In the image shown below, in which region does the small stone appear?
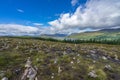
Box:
[1,77,8,80]
[73,57,76,60]
[77,54,80,56]
[91,54,96,57]
[0,71,5,77]
[90,50,96,54]
[26,67,37,79]
[58,66,62,74]
[21,58,38,80]
[102,56,107,60]
[63,51,67,55]
[93,60,96,63]
[107,56,111,59]
[52,73,54,75]
[25,57,32,68]
[15,45,19,49]
[88,70,97,78]
[54,58,58,64]
[74,44,77,47]
[71,61,74,64]
[86,55,90,57]
[104,65,112,71]
[77,59,80,63]
[114,54,119,60]
[51,76,54,79]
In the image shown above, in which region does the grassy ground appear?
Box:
[68,32,120,40]
[0,37,120,80]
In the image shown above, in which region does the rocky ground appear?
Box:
[0,37,120,80]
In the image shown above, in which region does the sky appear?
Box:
[0,0,120,36]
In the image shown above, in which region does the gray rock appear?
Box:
[90,50,96,54]
[0,71,5,77]
[73,57,76,60]
[54,58,58,64]
[102,56,107,60]
[27,67,37,80]
[77,59,80,63]
[88,70,97,78]
[93,60,96,63]
[105,65,112,71]
[58,66,62,74]
[114,54,119,60]
[22,57,38,80]
[63,51,67,55]
[77,54,80,56]
[25,57,32,68]
[86,55,90,57]
[71,61,74,64]
[1,77,8,80]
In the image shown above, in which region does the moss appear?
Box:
[96,69,107,80]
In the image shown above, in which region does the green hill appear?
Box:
[68,28,120,40]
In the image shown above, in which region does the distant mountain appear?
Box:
[99,28,120,32]
[40,33,68,39]
[68,28,120,40]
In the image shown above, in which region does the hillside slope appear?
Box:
[68,28,120,40]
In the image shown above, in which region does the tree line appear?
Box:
[1,36,120,45]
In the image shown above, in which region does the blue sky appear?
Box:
[0,0,120,36]
[0,0,86,25]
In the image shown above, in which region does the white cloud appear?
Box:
[0,24,40,36]
[71,0,79,6]
[17,9,24,13]
[33,23,43,26]
[1,0,120,36]
[49,0,120,34]
[0,24,57,36]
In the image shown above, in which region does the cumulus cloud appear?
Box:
[17,9,24,13]
[0,24,40,36]
[33,23,43,26]
[1,0,120,36]
[0,24,57,36]
[49,0,120,34]
[71,0,79,6]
